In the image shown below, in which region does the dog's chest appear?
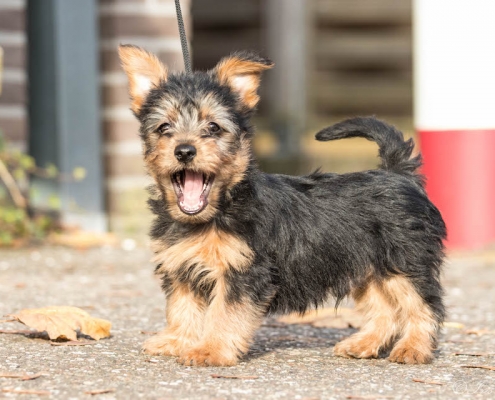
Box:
[153,228,253,280]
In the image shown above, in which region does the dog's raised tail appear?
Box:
[315,117,424,185]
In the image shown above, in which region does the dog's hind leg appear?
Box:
[334,275,440,364]
[385,276,440,364]
[334,279,399,359]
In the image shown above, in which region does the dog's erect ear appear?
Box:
[214,52,274,109]
[118,45,168,114]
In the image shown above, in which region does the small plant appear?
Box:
[0,131,86,246]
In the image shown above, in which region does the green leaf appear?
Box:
[19,154,35,170]
[10,150,22,162]
[72,167,87,181]
[0,130,5,152]
[48,194,61,210]
[4,209,18,224]
[45,163,58,178]
[0,231,13,245]
[29,187,39,200]
[13,168,26,181]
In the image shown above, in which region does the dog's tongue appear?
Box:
[182,170,204,209]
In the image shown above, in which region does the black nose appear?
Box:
[174,144,196,162]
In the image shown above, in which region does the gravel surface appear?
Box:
[1,246,494,399]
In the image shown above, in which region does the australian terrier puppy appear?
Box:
[118,45,446,367]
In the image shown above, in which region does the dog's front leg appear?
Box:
[178,278,265,367]
[143,284,206,356]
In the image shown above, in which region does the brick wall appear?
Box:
[99,0,190,236]
[0,0,27,151]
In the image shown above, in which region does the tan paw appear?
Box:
[177,345,238,367]
[333,335,381,359]
[388,344,433,364]
[142,333,182,356]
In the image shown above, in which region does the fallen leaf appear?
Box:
[454,352,495,357]
[50,340,96,346]
[412,378,445,385]
[0,372,43,381]
[443,321,465,329]
[445,339,473,343]
[140,330,158,335]
[2,388,50,396]
[84,389,115,395]
[0,329,35,335]
[48,230,117,250]
[465,328,492,336]
[449,250,495,264]
[77,305,96,310]
[278,307,363,329]
[7,306,111,341]
[460,365,495,371]
[211,374,258,380]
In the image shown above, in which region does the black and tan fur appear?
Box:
[119,45,446,366]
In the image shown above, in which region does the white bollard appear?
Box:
[414,0,495,249]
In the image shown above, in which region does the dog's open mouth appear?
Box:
[172,170,214,215]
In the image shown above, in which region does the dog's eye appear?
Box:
[208,122,221,134]
[157,123,171,135]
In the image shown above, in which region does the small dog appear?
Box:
[119,45,446,366]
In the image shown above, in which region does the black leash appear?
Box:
[174,0,192,75]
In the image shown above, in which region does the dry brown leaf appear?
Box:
[465,328,492,336]
[84,389,115,395]
[50,340,96,346]
[278,307,363,329]
[211,374,258,380]
[460,365,495,371]
[443,321,465,329]
[78,305,96,310]
[7,306,111,341]
[454,352,495,357]
[0,372,43,381]
[445,339,473,343]
[0,329,35,335]
[412,378,445,385]
[2,388,50,396]
[48,230,117,249]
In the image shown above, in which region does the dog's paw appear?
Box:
[177,345,238,367]
[388,344,433,364]
[142,332,181,356]
[333,335,381,359]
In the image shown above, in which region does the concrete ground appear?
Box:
[1,245,494,399]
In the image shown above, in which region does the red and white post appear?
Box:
[414,0,495,249]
